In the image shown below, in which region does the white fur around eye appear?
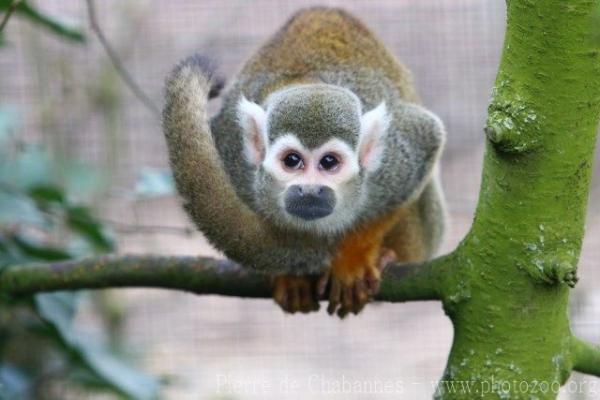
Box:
[262,134,307,179]
[314,138,360,179]
[359,102,390,172]
[238,96,268,165]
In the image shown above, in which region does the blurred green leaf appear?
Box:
[12,234,71,261]
[66,206,114,252]
[0,1,85,43]
[34,292,78,342]
[35,293,160,400]
[135,168,175,198]
[28,184,65,205]
[0,60,160,396]
[74,343,160,400]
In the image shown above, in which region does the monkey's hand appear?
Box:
[319,248,396,318]
[272,275,320,313]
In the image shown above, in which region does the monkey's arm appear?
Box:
[163,57,266,252]
[163,56,329,272]
[163,56,329,273]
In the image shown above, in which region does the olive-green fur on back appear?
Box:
[239,7,417,102]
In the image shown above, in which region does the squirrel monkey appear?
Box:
[163,7,447,317]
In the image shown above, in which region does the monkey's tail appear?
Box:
[173,54,225,99]
[163,55,277,268]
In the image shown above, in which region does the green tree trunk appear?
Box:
[431,0,600,398]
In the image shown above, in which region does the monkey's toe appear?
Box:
[324,256,391,318]
[273,275,319,314]
[325,275,374,318]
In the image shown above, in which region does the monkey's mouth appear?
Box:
[283,185,336,221]
[285,197,334,221]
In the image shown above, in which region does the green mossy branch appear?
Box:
[571,337,600,376]
[0,255,269,299]
[0,255,449,303]
[379,255,455,302]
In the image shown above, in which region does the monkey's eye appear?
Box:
[319,154,340,171]
[282,152,304,169]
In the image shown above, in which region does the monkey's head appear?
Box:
[238,84,389,235]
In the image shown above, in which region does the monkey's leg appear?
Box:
[272,275,320,314]
[320,210,403,318]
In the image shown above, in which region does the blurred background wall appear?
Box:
[1,0,599,398]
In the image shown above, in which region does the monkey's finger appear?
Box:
[337,305,350,319]
[312,299,321,312]
[298,281,315,313]
[338,285,355,318]
[317,269,331,298]
[272,277,284,296]
[352,281,369,314]
[289,284,301,313]
[341,285,353,313]
[279,290,294,313]
[309,277,321,310]
[351,301,366,315]
[352,302,367,315]
[273,298,289,313]
[272,278,289,311]
[333,285,353,318]
[355,279,369,303]
[327,279,341,315]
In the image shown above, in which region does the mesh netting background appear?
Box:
[2,1,599,398]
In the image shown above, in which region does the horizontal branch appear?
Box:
[0,255,269,299]
[571,337,600,377]
[0,254,452,303]
[378,255,453,302]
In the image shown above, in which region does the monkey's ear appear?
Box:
[358,102,390,172]
[238,96,268,165]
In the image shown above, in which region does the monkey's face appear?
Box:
[253,134,363,234]
[237,84,390,235]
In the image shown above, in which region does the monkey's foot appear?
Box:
[272,275,319,314]
[320,248,396,318]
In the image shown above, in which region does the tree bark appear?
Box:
[0,255,448,303]
[431,0,600,398]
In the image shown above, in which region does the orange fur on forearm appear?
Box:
[331,204,426,283]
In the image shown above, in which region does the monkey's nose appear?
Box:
[291,184,327,197]
[285,185,336,220]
